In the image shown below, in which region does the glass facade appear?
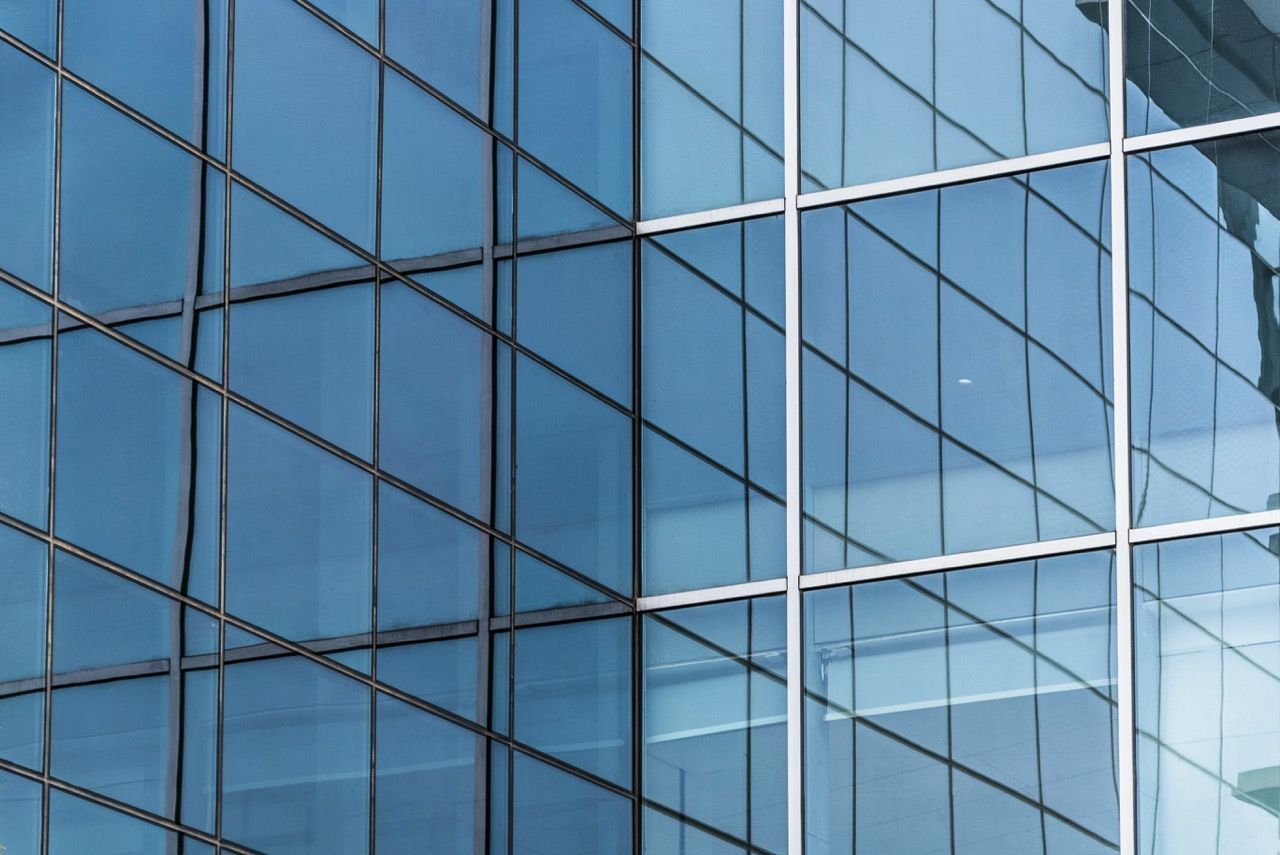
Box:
[0,1,1277,853]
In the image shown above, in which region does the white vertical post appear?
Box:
[783,0,803,852]
[1108,0,1137,852]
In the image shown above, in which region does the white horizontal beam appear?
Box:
[1130,509,1280,544]
[634,198,786,236]
[796,143,1111,210]
[1125,111,1280,154]
[798,531,1119,591]
[636,577,788,612]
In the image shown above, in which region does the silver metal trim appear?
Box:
[634,197,786,235]
[796,532,1118,591]
[1130,509,1280,544]
[635,578,787,612]
[796,142,1111,210]
[1124,110,1280,154]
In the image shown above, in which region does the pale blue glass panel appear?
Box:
[0,42,54,289]
[0,284,50,529]
[0,0,54,55]
[0,770,40,854]
[48,790,212,855]
[385,0,485,115]
[0,524,45,770]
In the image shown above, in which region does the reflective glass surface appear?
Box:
[800,0,1109,189]
[1130,131,1280,526]
[0,524,46,770]
[0,0,55,56]
[0,283,51,529]
[1127,0,1280,134]
[48,790,214,855]
[644,597,786,852]
[0,770,41,855]
[804,550,1119,853]
[640,0,783,217]
[1135,528,1280,853]
[0,41,54,291]
[802,161,1114,572]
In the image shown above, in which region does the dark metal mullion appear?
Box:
[507,4,520,849]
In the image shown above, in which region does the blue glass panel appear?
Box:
[375,693,477,853]
[584,0,630,35]
[51,553,217,825]
[378,637,478,722]
[380,281,496,520]
[233,0,377,248]
[1127,0,1280,134]
[0,42,54,289]
[0,770,41,854]
[640,0,782,217]
[644,597,786,850]
[800,0,1107,189]
[63,0,228,154]
[223,647,370,855]
[507,750,631,855]
[59,85,224,364]
[382,70,485,263]
[226,404,372,643]
[0,284,50,529]
[1135,528,1280,852]
[510,548,613,614]
[47,788,212,855]
[644,808,747,854]
[517,240,632,404]
[516,356,632,595]
[57,329,219,599]
[385,0,485,116]
[0,0,54,55]
[0,524,45,770]
[310,0,378,44]
[514,154,618,242]
[518,0,632,217]
[804,551,1119,852]
[1129,132,1280,526]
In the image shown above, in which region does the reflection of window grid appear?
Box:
[0,0,1274,852]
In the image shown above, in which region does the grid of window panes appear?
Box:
[0,1,1277,853]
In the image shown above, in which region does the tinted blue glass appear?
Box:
[504,548,616,615]
[59,85,224,363]
[378,482,483,631]
[47,788,213,855]
[0,43,54,290]
[802,162,1113,570]
[223,648,370,855]
[513,617,631,786]
[800,0,1108,190]
[0,524,46,770]
[1127,0,1280,134]
[1135,528,1280,852]
[233,0,377,248]
[0,284,50,529]
[56,329,220,600]
[382,70,485,263]
[385,0,485,115]
[1129,132,1280,526]
[516,356,632,595]
[644,809,747,855]
[644,597,786,851]
[63,0,227,154]
[379,637,478,721]
[641,0,782,217]
[506,751,631,855]
[226,404,372,643]
[512,153,620,242]
[804,551,1119,853]
[380,281,496,520]
[376,693,477,854]
[517,241,632,404]
[518,0,632,216]
[0,770,41,855]
[311,0,378,44]
[51,553,217,825]
[0,0,54,55]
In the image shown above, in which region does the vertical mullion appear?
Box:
[1108,0,1137,852]
[783,0,803,853]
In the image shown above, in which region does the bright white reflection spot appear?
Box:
[957,378,973,385]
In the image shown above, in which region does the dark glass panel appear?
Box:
[800,0,1108,189]
[0,283,50,529]
[222,641,371,855]
[379,636,479,722]
[380,280,497,521]
[375,693,478,853]
[233,0,377,249]
[47,788,213,855]
[1127,0,1280,134]
[492,750,632,855]
[226,404,372,645]
[0,42,54,290]
[56,329,219,601]
[515,355,632,596]
[63,0,228,155]
[803,551,1119,853]
[50,552,217,827]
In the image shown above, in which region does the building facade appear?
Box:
[0,0,1277,852]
